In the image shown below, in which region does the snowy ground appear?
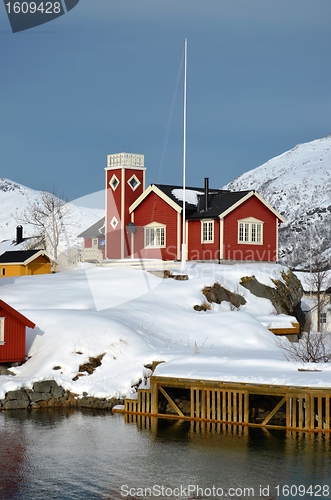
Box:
[1,262,331,400]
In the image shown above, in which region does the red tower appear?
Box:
[105,153,145,259]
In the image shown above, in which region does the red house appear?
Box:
[0,300,35,363]
[80,152,285,262]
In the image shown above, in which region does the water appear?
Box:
[0,409,331,500]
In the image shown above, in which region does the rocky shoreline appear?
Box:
[0,379,121,411]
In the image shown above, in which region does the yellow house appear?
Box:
[0,250,56,278]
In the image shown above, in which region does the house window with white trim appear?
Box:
[238,218,263,244]
[201,220,214,243]
[0,318,5,343]
[144,224,166,248]
[320,312,327,324]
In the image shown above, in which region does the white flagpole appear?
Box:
[181,38,187,272]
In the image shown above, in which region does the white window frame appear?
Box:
[109,174,120,191]
[320,312,327,324]
[144,223,166,248]
[0,317,5,343]
[238,217,264,245]
[127,174,141,191]
[201,219,214,244]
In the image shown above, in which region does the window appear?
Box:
[0,318,5,343]
[109,174,120,191]
[127,174,141,191]
[238,218,263,244]
[144,225,166,248]
[1,268,5,276]
[320,312,327,324]
[201,220,214,243]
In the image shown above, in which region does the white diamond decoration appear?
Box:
[109,174,119,191]
[127,174,140,191]
[110,216,119,229]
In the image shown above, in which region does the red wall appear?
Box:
[131,193,278,262]
[187,219,220,261]
[105,168,144,259]
[104,183,279,262]
[132,192,179,260]
[0,308,26,363]
[223,196,278,261]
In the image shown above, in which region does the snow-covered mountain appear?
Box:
[0,178,103,261]
[223,136,331,268]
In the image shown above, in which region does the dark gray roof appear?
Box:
[188,190,252,219]
[154,184,252,219]
[0,250,44,264]
[78,217,105,238]
[154,184,203,211]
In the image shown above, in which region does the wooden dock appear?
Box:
[115,372,331,432]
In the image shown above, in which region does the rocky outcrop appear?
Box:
[198,269,308,331]
[0,379,120,411]
[240,270,308,330]
[0,365,15,376]
[202,283,246,308]
[240,271,303,314]
[72,354,105,381]
[148,270,189,280]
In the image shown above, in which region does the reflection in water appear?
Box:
[0,410,330,500]
[0,419,27,499]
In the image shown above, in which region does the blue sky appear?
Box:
[1,0,331,203]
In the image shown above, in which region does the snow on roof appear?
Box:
[171,188,204,206]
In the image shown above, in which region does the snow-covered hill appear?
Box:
[223,136,331,268]
[0,178,103,259]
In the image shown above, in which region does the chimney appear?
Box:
[16,225,23,244]
[204,177,209,211]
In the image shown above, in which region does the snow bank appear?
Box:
[0,262,330,400]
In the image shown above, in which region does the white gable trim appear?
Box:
[129,185,182,214]
[238,216,264,223]
[25,251,57,265]
[144,221,166,228]
[219,191,286,223]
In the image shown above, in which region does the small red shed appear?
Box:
[0,300,35,363]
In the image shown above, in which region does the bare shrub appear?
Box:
[278,331,331,363]
[15,187,73,265]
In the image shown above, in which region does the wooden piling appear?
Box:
[121,375,331,432]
